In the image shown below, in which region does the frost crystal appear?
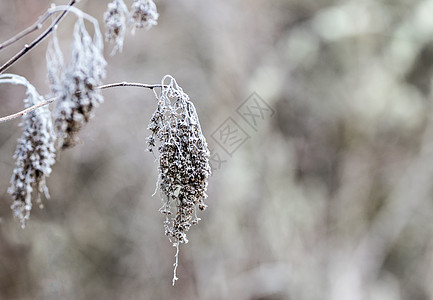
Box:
[0,74,56,229]
[131,0,159,31]
[49,18,106,149]
[147,75,211,284]
[104,0,129,54]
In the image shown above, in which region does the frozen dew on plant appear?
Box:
[48,16,106,149]
[0,74,56,229]
[1,1,212,285]
[147,75,211,245]
[147,75,211,284]
[104,0,129,54]
[131,0,159,31]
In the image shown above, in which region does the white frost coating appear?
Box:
[103,0,158,54]
[147,75,211,284]
[131,0,158,31]
[48,14,106,149]
[0,74,56,228]
[104,0,129,55]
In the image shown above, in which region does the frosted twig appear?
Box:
[0,0,76,75]
[99,82,163,90]
[0,11,56,50]
[172,242,179,286]
[0,82,163,123]
[0,97,57,124]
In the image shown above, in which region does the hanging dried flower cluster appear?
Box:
[131,0,159,30]
[104,0,158,54]
[3,10,107,227]
[49,17,106,149]
[104,0,129,54]
[0,74,56,228]
[147,75,211,284]
[2,2,210,285]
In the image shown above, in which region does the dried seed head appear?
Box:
[147,75,211,283]
[131,0,158,31]
[104,0,129,55]
[0,74,56,228]
[49,18,106,149]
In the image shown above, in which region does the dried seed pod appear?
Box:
[147,75,211,284]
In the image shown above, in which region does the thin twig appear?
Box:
[0,82,162,123]
[99,82,163,90]
[0,10,57,51]
[0,0,76,75]
[0,97,58,123]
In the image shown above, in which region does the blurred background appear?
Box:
[1,0,433,299]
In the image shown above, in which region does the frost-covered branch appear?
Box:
[0,96,57,124]
[0,82,163,123]
[0,0,76,74]
[0,10,59,50]
[99,81,163,90]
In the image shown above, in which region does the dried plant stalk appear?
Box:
[147,75,211,284]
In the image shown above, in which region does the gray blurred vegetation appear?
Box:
[1,0,433,299]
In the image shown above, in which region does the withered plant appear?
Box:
[0,0,210,285]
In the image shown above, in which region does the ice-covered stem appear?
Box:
[0,0,76,74]
[0,10,60,50]
[99,82,164,90]
[0,82,164,124]
[0,74,56,229]
[0,97,57,124]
